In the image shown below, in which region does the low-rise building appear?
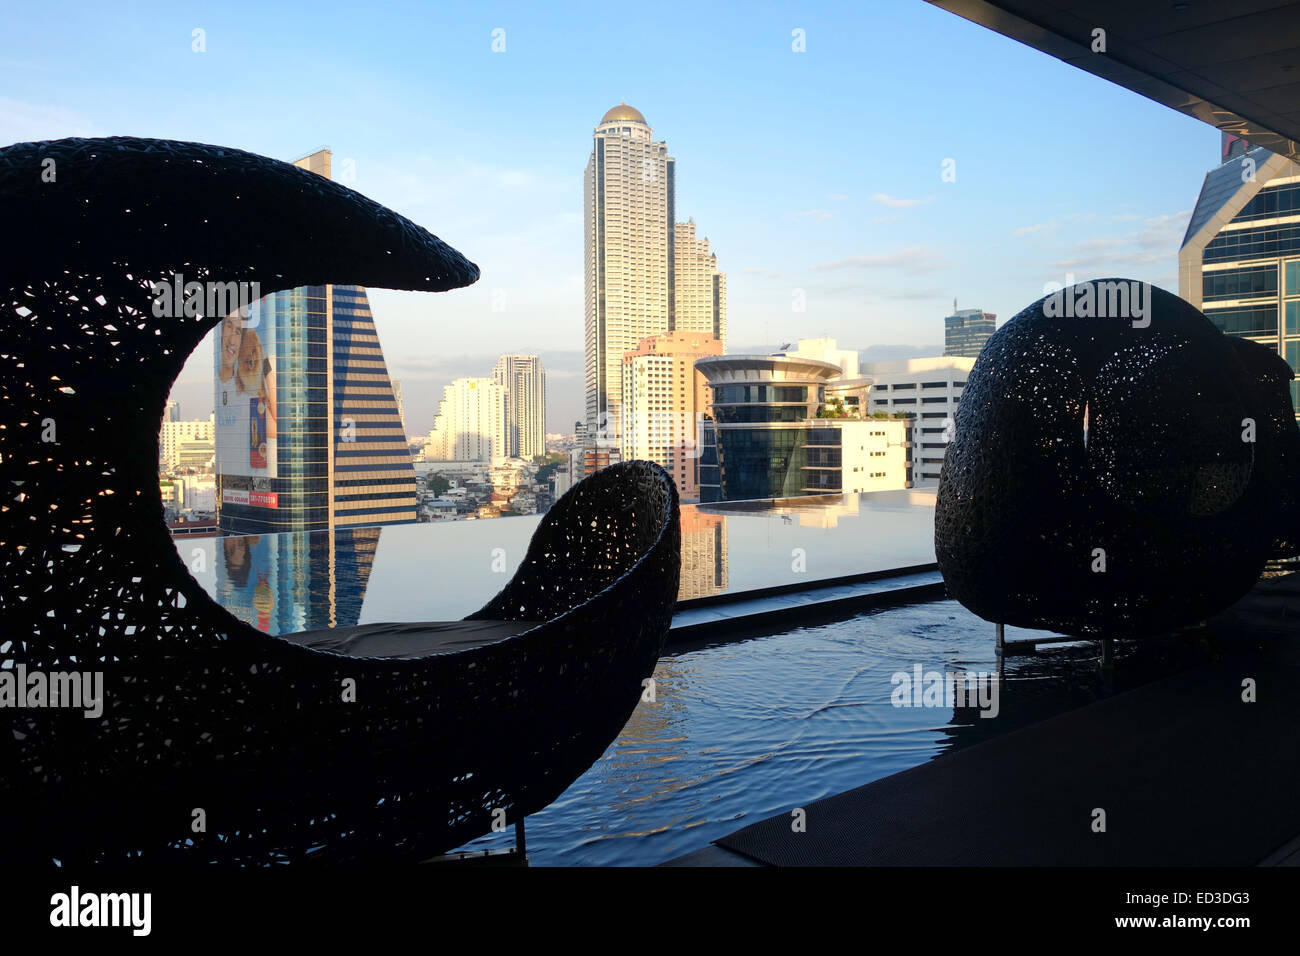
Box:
[861,356,974,487]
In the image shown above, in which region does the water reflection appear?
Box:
[201,526,380,634]
[181,490,938,630]
[453,601,1207,866]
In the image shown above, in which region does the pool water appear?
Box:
[453,600,1209,866]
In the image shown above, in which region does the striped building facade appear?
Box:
[216,149,417,534]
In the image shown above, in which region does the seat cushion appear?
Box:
[280,619,540,659]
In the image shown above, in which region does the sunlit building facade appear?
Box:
[492,354,547,459]
[943,306,996,358]
[1180,135,1300,417]
[426,377,509,462]
[583,104,726,474]
[620,331,722,498]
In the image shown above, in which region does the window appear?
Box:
[1207,303,1283,337]
[1202,265,1277,301]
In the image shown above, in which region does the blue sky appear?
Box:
[4,0,1221,433]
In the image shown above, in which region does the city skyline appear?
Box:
[3,0,1222,435]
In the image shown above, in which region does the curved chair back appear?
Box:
[0,139,679,864]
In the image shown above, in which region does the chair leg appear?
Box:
[1099,637,1115,669]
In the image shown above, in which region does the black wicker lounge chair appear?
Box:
[0,137,681,864]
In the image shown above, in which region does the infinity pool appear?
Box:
[180,493,1205,866]
[451,599,1207,866]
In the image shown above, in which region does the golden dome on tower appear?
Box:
[599,102,647,125]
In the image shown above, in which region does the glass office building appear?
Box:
[696,355,909,502]
[215,150,417,534]
[943,307,996,358]
[1180,135,1300,416]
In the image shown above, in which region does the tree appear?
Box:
[426,473,450,496]
[817,397,854,419]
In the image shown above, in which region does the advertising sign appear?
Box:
[215,297,278,482]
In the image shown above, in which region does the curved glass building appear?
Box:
[696,354,908,502]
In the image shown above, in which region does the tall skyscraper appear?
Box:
[585,103,672,451]
[492,354,547,458]
[215,149,417,534]
[672,218,726,345]
[426,377,509,461]
[1180,134,1300,416]
[620,331,722,498]
[943,305,996,357]
[583,104,727,474]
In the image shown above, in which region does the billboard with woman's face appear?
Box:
[215,298,278,495]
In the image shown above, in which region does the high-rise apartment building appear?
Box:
[1180,134,1300,416]
[583,104,726,472]
[672,219,727,345]
[585,103,671,450]
[620,331,722,498]
[944,305,996,358]
[426,377,509,462]
[492,354,547,458]
[215,149,417,534]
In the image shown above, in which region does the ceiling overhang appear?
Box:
[927,0,1300,162]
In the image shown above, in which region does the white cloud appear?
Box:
[811,246,949,274]
[1048,210,1191,270]
[870,193,930,208]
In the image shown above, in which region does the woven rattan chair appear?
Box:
[936,280,1298,639]
[0,137,681,864]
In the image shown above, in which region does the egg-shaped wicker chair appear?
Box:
[0,137,681,865]
[935,280,1299,639]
